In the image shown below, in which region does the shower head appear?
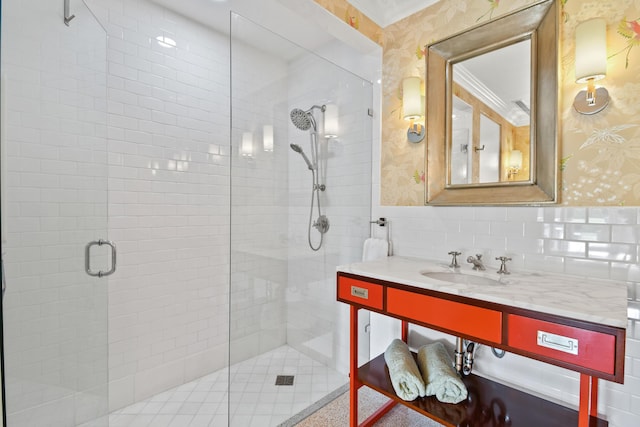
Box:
[290,144,314,170]
[290,108,314,131]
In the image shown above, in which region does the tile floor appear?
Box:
[108,345,348,427]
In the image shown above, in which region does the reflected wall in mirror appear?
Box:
[425,0,559,205]
[451,39,531,185]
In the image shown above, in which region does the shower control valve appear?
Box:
[313,215,330,234]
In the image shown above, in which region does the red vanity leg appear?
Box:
[590,377,598,418]
[579,374,598,427]
[401,320,408,342]
[350,305,359,427]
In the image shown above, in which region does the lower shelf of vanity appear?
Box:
[358,353,607,427]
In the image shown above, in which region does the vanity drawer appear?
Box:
[386,288,502,343]
[337,276,384,310]
[507,314,616,375]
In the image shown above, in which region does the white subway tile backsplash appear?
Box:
[564,257,611,279]
[589,207,638,224]
[543,239,587,258]
[543,207,587,223]
[588,242,637,262]
[612,225,640,244]
[566,223,611,242]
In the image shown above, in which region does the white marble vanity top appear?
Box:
[337,256,628,328]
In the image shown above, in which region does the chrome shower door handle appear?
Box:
[85,239,117,277]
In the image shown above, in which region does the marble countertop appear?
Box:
[337,256,628,328]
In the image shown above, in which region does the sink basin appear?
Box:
[421,271,502,286]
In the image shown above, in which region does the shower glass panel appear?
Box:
[1,1,109,426]
[230,13,373,426]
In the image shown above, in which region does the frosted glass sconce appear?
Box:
[508,150,522,179]
[574,18,609,115]
[403,77,424,143]
[324,103,339,138]
[241,132,253,157]
[263,125,274,152]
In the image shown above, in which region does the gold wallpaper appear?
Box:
[318,0,640,206]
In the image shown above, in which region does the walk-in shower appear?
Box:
[289,105,330,251]
[1,1,373,426]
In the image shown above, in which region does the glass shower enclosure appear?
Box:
[229,14,372,426]
[229,13,373,426]
[0,1,109,426]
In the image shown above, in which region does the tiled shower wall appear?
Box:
[371,205,640,426]
[1,0,109,425]
[285,52,373,373]
[229,23,290,363]
[88,0,231,410]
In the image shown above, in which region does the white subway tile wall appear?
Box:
[2,0,110,425]
[99,0,231,411]
[372,205,640,425]
[229,13,373,376]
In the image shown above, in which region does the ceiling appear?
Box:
[347,0,440,28]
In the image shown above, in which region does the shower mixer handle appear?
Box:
[313,215,330,234]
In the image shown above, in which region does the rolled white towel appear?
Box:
[384,339,426,401]
[417,342,468,404]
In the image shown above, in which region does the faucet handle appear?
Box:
[448,251,462,268]
[495,256,512,274]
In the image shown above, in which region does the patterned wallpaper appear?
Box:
[317,0,640,206]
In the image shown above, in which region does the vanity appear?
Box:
[337,256,627,427]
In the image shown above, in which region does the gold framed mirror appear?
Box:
[425,0,559,205]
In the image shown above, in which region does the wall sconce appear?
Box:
[324,103,339,138]
[263,125,273,152]
[402,76,425,143]
[573,18,609,115]
[508,150,522,179]
[241,132,253,157]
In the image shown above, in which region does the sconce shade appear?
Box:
[241,132,253,157]
[263,125,273,152]
[509,150,522,170]
[402,76,422,120]
[324,103,339,138]
[575,18,607,83]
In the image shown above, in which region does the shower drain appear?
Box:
[275,375,295,386]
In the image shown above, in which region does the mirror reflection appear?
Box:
[449,39,531,186]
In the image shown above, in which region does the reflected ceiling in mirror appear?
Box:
[450,39,531,186]
[425,0,559,205]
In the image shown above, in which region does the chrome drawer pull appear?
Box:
[537,330,578,355]
[351,286,369,299]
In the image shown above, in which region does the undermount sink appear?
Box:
[421,271,502,286]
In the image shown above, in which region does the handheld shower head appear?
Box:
[290,144,314,170]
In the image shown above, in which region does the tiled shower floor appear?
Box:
[109,345,348,427]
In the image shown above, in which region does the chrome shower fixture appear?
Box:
[289,105,326,132]
[289,104,329,251]
[289,144,314,170]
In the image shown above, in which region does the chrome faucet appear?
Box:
[466,254,485,271]
[448,251,462,269]
[496,256,512,274]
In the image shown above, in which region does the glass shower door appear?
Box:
[1,1,109,425]
[230,12,373,426]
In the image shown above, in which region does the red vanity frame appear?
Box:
[337,272,626,427]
